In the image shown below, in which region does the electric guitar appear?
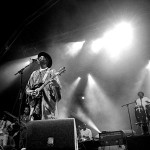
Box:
[27,67,66,107]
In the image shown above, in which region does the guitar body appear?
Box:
[27,83,43,107]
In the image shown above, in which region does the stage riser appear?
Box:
[126,136,150,150]
[79,135,150,150]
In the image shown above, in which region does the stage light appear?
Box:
[87,74,95,87]
[72,41,85,51]
[85,74,124,131]
[103,21,133,59]
[65,41,85,57]
[0,56,36,93]
[73,108,101,133]
[81,96,85,100]
[58,77,81,118]
[25,60,31,66]
[91,38,103,54]
[89,21,133,60]
[77,77,81,80]
[146,60,150,70]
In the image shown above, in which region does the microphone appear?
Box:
[30,58,38,63]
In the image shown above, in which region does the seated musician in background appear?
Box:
[135,91,150,135]
[0,114,15,148]
[21,106,30,123]
[26,52,62,120]
[19,106,31,149]
[79,124,92,142]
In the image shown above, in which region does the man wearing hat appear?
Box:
[26,51,61,120]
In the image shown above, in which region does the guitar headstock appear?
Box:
[57,67,66,76]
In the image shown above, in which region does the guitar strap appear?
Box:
[42,68,51,83]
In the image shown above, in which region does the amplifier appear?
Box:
[99,131,125,146]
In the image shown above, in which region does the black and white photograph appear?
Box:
[0,0,150,150]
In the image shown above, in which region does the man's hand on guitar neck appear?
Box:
[27,89,39,97]
[27,82,53,98]
[30,89,40,97]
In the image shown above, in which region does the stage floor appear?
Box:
[78,134,150,150]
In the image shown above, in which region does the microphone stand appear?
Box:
[122,101,135,136]
[14,64,30,149]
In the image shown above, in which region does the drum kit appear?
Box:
[135,104,150,124]
[122,99,150,136]
[134,104,150,134]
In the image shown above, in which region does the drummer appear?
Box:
[135,91,150,135]
[135,91,150,110]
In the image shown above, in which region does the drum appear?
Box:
[145,104,150,120]
[135,105,147,125]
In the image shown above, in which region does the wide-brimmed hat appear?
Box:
[38,51,52,68]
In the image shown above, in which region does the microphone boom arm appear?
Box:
[14,64,30,75]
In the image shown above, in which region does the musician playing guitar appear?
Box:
[26,52,63,120]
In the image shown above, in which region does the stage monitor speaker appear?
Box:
[26,118,78,150]
[99,131,126,147]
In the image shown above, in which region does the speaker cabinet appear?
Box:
[26,118,78,150]
[99,131,125,146]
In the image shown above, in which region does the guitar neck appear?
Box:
[38,73,58,92]
[37,67,65,92]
